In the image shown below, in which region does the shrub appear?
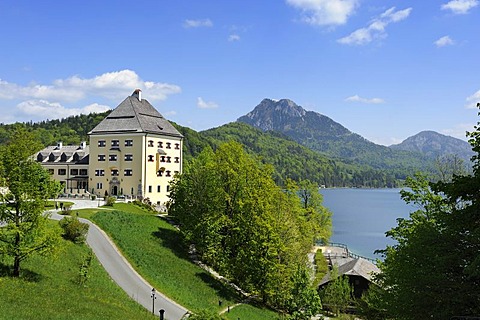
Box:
[59,216,89,244]
[77,252,93,286]
[105,196,116,206]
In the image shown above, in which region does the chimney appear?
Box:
[56,141,63,150]
[132,89,142,101]
[80,141,86,149]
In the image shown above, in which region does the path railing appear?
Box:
[316,240,377,264]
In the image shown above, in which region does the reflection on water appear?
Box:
[320,188,413,259]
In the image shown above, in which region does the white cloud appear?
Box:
[442,123,475,140]
[197,97,219,109]
[466,89,480,109]
[228,34,241,42]
[164,110,177,116]
[286,0,358,26]
[345,95,385,104]
[441,0,479,14]
[338,7,412,45]
[434,35,455,47]
[16,100,111,120]
[183,19,213,28]
[0,70,181,103]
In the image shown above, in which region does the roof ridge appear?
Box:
[129,96,144,132]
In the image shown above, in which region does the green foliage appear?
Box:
[188,310,227,320]
[132,199,156,213]
[0,233,155,319]
[0,128,63,277]
[313,252,329,287]
[169,142,329,315]
[89,207,240,313]
[319,267,354,316]
[105,196,116,206]
[355,285,388,320]
[222,304,280,320]
[297,179,332,243]
[285,266,322,319]
[0,111,110,146]
[59,216,89,244]
[77,251,93,286]
[376,108,480,319]
[200,122,401,187]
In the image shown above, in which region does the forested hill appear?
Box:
[237,98,434,173]
[193,122,399,187]
[0,112,400,188]
[0,111,111,146]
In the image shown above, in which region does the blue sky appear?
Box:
[0,0,479,145]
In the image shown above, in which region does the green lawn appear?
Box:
[224,304,281,320]
[87,204,280,318]
[0,229,155,320]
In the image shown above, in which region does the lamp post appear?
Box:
[150,287,157,314]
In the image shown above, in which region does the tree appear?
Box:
[169,142,328,313]
[376,106,480,319]
[319,266,353,316]
[297,179,332,243]
[286,266,322,319]
[0,128,62,277]
[59,216,89,244]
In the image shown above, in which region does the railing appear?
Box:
[316,240,377,264]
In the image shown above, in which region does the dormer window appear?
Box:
[37,154,44,162]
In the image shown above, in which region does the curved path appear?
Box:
[49,199,189,320]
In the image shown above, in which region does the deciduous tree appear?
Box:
[169,141,329,314]
[0,128,62,277]
[376,106,480,319]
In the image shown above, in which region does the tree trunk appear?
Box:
[13,256,21,277]
[13,231,21,277]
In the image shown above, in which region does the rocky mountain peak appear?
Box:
[238,98,307,131]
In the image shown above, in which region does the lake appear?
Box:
[320,188,413,260]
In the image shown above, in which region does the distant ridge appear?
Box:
[389,130,473,163]
[237,98,432,174]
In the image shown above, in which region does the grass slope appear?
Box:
[88,203,280,318]
[0,227,155,320]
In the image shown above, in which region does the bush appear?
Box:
[132,199,156,213]
[105,196,116,206]
[59,216,89,244]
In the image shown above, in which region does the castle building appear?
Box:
[34,141,90,193]
[33,90,183,205]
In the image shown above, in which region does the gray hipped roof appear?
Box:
[319,258,380,286]
[88,92,183,138]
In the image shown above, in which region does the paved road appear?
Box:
[50,199,189,320]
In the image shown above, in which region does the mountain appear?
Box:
[237,98,433,177]
[389,130,474,163]
[198,122,399,187]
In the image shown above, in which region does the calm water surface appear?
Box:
[320,188,413,259]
